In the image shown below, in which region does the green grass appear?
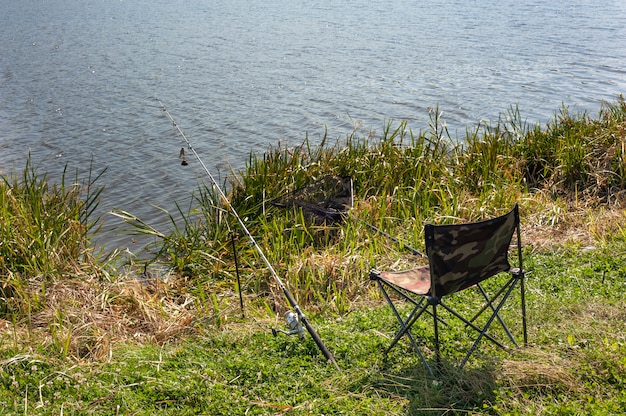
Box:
[2,238,626,414]
[2,97,626,414]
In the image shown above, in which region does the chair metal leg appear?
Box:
[468,281,508,323]
[520,273,528,346]
[437,301,507,351]
[433,303,441,364]
[377,282,419,349]
[384,301,429,354]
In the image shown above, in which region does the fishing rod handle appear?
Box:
[284,293,340,371]
[300,315,341,371]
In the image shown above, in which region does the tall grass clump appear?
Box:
[1,160,211,360]
[515,97,626,201]
[0,158,104,318]
[112,184,234,278]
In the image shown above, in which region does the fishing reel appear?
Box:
[271,310,305,340]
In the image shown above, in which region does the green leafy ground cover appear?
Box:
[2,239,626,415]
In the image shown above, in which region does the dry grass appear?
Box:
[522,194,626,249]
[3,197,621,364]
[501,348,581,396]
[2,273,200,360]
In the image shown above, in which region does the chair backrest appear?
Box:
[425,204,519,298]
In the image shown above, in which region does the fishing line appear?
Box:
[364,222,424,257]
[171,111,243,315]
[157,99,340,371]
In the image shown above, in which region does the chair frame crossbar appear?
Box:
[375,279,431,371]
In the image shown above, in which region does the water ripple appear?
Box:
[0,0,624,250]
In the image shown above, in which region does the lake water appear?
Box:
[1,0,625,251]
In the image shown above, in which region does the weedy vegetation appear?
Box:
[1,96,626,414]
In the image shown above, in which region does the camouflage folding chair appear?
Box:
[370,204,527,373]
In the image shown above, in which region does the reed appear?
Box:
[114,96,626,317]
[0,158,105,318]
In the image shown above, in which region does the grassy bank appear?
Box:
[1,97,626,414]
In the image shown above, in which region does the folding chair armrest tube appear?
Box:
[369,269,381,281]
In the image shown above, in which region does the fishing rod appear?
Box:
[157,99,340,371]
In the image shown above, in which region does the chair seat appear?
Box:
[378,267,431,295]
